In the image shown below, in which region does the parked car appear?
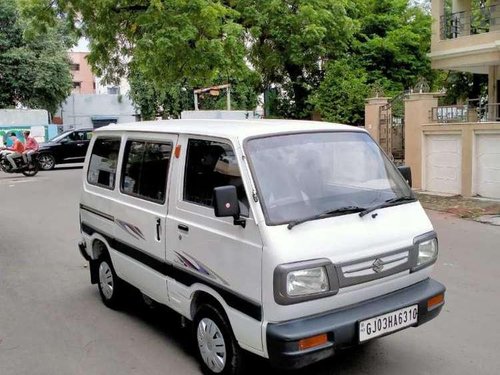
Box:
[38,128,93,170]
[78,120,445,374]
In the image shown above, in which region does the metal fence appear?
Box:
[430,103,500,123]
[440,5,500,39]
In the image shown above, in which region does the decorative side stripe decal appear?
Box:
[175,251,230,286]
[115,219,146,240]
[80,204,114,222]
[80,222,262,321]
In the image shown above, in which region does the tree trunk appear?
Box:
[285,63,310,119]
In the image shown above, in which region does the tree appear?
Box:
[309,59,368,125]
[0,0,72,114]
[238,0,356,119]
[310,0,438,124]
[353,0,435,95]
[23,0,356,119]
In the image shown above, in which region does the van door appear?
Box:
[111,133,177,303]
[166,135,263,351]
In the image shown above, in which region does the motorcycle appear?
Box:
[0,151,39,177]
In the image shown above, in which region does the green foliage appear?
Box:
[238,0,356,119]
[311,0,437,122]
[0,0,72,114]
[128,71,193,120]
[309,59,368,125]
[354,0,434,92]
[439,72,488,105]
[19,0,453,123]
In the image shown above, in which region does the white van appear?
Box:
[78,120,445,374]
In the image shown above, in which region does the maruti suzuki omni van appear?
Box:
[78,119,445,374]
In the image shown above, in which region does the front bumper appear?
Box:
[267,278,445,369]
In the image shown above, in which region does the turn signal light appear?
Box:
[298,334,328,351]
[427,293,444,310]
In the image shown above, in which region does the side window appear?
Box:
[77,131,92,141]
[87,138,121,190]
[121,140,172,203]
[68,132,79,141]
[184,139,249,216]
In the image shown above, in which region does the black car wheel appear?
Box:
[38,154,56,170]
[22,162,38,177]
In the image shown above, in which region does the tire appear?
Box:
[193,304,243,375]
[96,255,124,309]
[38,153,56,170]
[22,162,38,177]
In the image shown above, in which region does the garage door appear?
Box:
[475,134,500,199]
[425,134,462,194]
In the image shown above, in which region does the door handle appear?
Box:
[178,224,189,233]
[156,218,161,241]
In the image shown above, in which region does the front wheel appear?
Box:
[38,153,56,170]
[194,305,243,375]
[97,256,124,309]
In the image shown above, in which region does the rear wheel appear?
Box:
[193,304,243,375]
[97,255,124,309]
[38,153,56,170]
[22,162,38,177]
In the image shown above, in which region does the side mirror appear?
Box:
[213,186,246,228]
[398,166,412,187]
[60,138,69,144]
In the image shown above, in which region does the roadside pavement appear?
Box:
[416,192,500,226]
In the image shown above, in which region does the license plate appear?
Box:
[359,305,418,343]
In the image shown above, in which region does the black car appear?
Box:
[38,128,94,170]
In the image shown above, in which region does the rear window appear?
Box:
[121,140,173,203]
[87,138,121,190]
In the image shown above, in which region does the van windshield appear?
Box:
[245,131,412,225]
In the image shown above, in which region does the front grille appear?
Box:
[336,247,412,288]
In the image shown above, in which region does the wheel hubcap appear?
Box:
[99,261,114,300]
[197,318,226,373]
[39,156,54,169]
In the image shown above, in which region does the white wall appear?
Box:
[0,109,48,126]
[59,94,137,129]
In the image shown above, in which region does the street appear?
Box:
[1,168,499,375]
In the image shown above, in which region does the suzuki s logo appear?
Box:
[372,258,385,273]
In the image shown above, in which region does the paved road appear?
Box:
[1,168,499,375]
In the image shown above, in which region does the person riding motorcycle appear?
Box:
[0,132,25,170]
[22,130,39,163]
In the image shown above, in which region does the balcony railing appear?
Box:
[430,103,500,123]
[440,5,500,39]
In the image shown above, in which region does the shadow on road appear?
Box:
[115,289,377,375]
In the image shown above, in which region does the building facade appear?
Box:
[364,0,500,200]
[430,0,500,114]
[68,52,96,94]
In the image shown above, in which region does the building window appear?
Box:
[70,64,80,71]
[87,138,121,190]
[73,82,81,89]
[121,141,173,203]
[107,86,120,95]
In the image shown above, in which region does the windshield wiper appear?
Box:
[359,196,416,218]
[287,206,366,230]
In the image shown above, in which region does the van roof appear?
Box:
[96,119,365,139]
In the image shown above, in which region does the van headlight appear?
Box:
[412,233,438,271]
[287,267,329,296]
[274,259,339,305]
